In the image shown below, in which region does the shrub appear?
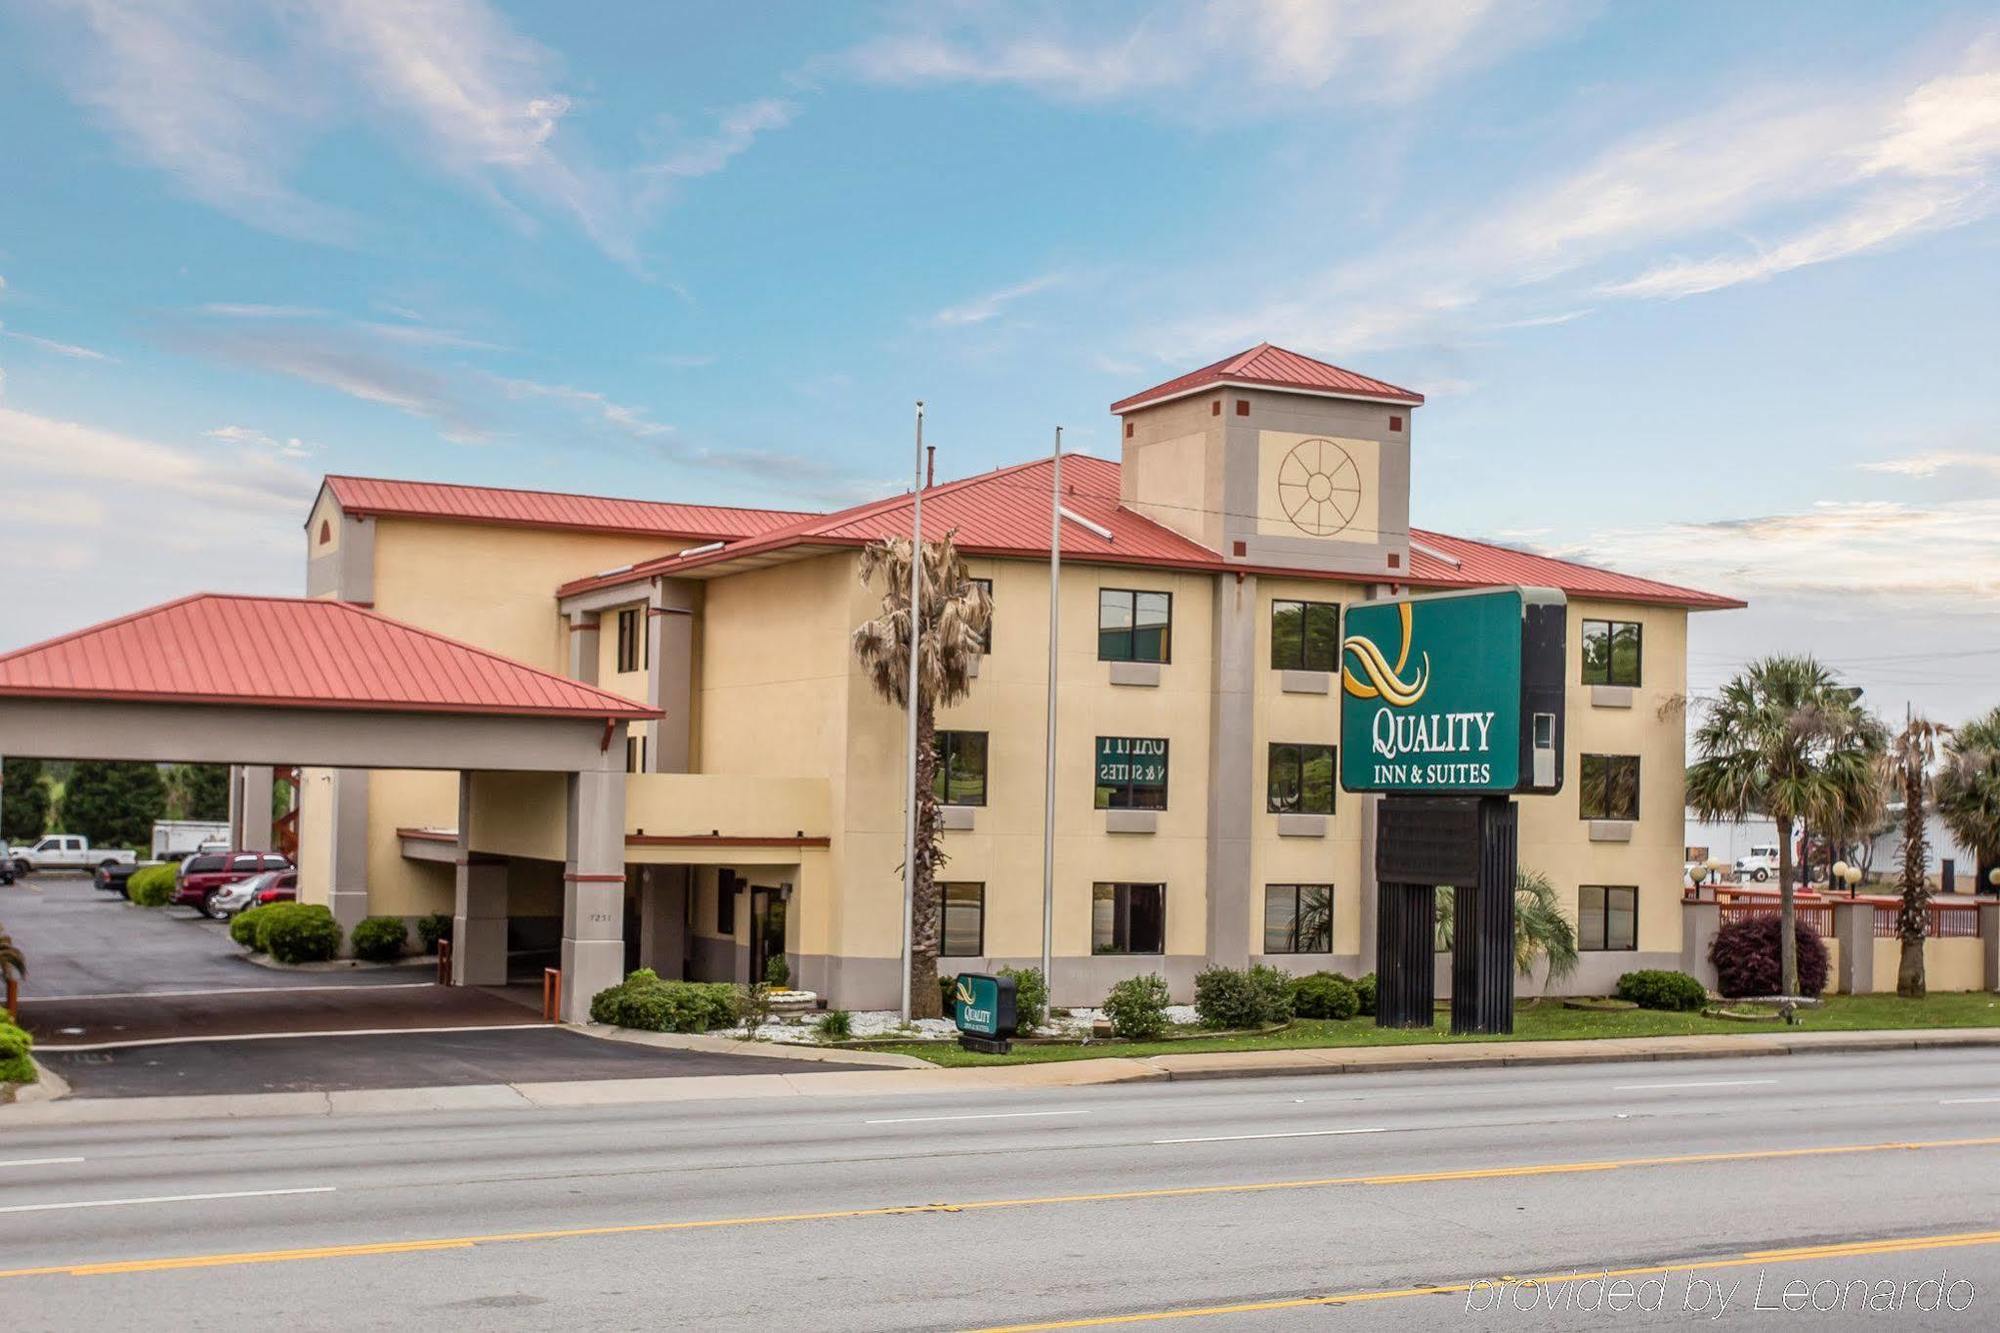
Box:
[997,966,1049,1033]
[351,915,408,963]
[1193,964,1294,1029]
[259,903,342,965]
[816,1009,853,1041]
[1290,971,1360,1020]
[1708,914,1830,999]
[416,913,453,954]
[230,904,270,950]
[1615,969,1708,1012]
[1354,972,1377,1017]
[938,973,958,1015]
[763,954,792,988]
[126,864,175,907]
[589,970,744,1033]
[1102,973,1171,1040]
[0,1019,35,1086]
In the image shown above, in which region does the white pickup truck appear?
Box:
[9,834,139,878]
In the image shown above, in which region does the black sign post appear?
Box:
[1375,795,1518,1035]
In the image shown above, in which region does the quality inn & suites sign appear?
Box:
[1339,587,1567,796]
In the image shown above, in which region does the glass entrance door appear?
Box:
[749,887,788,987]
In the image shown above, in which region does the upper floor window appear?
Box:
[940,883,985,957]
[1580,754,1641,821]
[1581,618,1641,687]
[1098,589,1171,663]
[625,733,648,774]
[1578,885,1637,951]
[1271,600,1339,672]
[616,608,648,674]
[933,731,988,807]
[1095,736,1169,809]
[1263,884,1333,954]
[1267,743,1335,814]
[970,577,993,652]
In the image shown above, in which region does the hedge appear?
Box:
[0,1019,34,1086]
[1354,972,1378,1017]
[230,903,271,950]
[352,916,408,963]
[1193,964,1293,1028]
[127,863,176,908]
[256,903,343,964]
[1709,914,1830,999]
[1615,969,1708,1012]
[1102,974,1171,1039]
[996,966,1049,1033]
[416,913,453,955]
[590,969,743,1033]
[1290,971,1360,1020]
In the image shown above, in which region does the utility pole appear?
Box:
[1040,428,1063,997]
[898,402,924,1023]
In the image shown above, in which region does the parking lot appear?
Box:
[3,874,853,1098]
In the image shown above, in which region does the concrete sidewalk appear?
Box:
[9,1024,2000,1127]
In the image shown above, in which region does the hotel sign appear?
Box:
[952,972,1018,1042]
[1339,587,1566,796]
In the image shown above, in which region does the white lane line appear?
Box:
[865,1109,1093,1125]
[38,1023,545,1052]
[1941,1096,2000,1105]
[1613,1079,1777,1091]
[0,1186,334,1215]
[0,1158,85,1169]
[1154,1127,1389,1145]
[20,982,438,1003]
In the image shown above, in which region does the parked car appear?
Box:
[94,860,162,896]
[151,820,233,862]
[1733,845,1782,882]
[209,868,296,919]
[0,859,12,886]
[173,850,293,917]
[9,835,138,877]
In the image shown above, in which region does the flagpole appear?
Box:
[900,402,924,1023]
[1040,427,1062,997]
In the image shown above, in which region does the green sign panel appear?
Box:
[1095,737,1168,790]
[952,973,1016,1038]
[1339,587,1566,796]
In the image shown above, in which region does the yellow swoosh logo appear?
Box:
[1342,601,1430,706]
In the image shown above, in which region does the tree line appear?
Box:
[0,760,232,849]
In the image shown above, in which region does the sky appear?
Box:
[1,0,1996,725]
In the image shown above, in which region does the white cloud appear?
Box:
[197,303,330,319]
[204,424,318,459]
[644,99,796,179]
[0,324,116,361]
[1858,449,2000,480]
[930,272,1066,327]
[488,374,671,439]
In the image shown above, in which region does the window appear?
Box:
[615,607,647,674]
[933,731,988,806]
[1098,589,1171,663]
[1263,885,1333,954]
[625,733,648,774]
[1268,743,1335,814]
[230,855,261,872]
[183,854,225,875]
[1093,882,1165,954]
[940,883,985,957]
[1095,737,1169,809]
[1580,754,1641,821]
[1271,600,1340,671]
[970,577,993,652]
[260,854,290,871]
[1581,619,1642,686]
[716,871,736,935]
[1578,886,1638,951]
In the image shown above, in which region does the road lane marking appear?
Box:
[864,1104,1096,1112]
[1612,1078,1776,1091]
[3,1135,1995,1281]
[0,1158,85,1170]
[36,1023,544,1052]
[964,1228,2000,1330]
[1941,1095,2000,1104]
[1153,1128,1388,1145]
[0,1187,334,1216]
[19,983,438,1003]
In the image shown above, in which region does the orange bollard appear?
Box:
[437,936,452,985]
[542,967,562,1022]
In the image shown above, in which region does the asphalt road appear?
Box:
[5,1047,1999,1329]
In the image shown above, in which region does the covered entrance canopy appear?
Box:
[0,593,659,1021]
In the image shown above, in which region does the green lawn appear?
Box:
[866,993,2000,1067]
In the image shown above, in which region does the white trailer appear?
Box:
[151,820,231,861]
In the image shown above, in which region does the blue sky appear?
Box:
[2,1,1997,720]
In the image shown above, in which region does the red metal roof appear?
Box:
[1110,343,1425,413]
[0,594,659,719]
[321,475,812,540]
[558,454,1739,609]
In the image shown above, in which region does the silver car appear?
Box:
[210,868,295,919]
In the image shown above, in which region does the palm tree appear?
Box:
[1686,658,1883,1006]
[1886,716,1951,998]
[1937,707,2000,894]
[1433,866,1579,994]
[852,532,991,1019]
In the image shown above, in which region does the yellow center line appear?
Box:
[967,1230,2000,1330]
[3,1134,1996,1281]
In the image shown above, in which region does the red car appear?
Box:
[174,850,293,917]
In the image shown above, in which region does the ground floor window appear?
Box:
[940,882,985,956]
[1093,882,1165,954]
[1263,884,1333,954]
[1578,885,1637,951]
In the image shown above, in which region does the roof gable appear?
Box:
[1110,343,1425,413]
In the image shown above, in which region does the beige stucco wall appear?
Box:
[1871,935,1984,993]
[366,769,458,916]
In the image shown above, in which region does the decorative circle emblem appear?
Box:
[1276,438,1362,537]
